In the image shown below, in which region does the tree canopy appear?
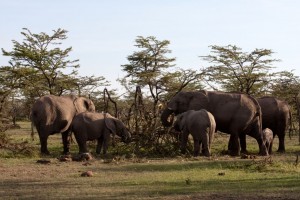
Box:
[201,45,279,95]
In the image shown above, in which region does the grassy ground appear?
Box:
[0,121,300,199]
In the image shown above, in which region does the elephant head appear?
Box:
[161,91,208,127]
[105,117,131,143]
[73,97,95,113]
[173,113,185,132]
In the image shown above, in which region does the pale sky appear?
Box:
[1,0,300,92]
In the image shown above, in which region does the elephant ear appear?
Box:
[74,97,95,113]
[105,118,117,134]
[189,92,209,110]
[84,99,95,112]
[176,114,186,132]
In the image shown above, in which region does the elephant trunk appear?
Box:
[161,108,174,127]
[124,131,132,144]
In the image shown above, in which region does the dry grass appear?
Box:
[0,121,300,199]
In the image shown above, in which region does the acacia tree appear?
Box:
[2,28,80,96]
[201,45,278,95]
[119,36,203,156]
[1,28,109,122]
[121,36,203,105]
[121,36,176,103]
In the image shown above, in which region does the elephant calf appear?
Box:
[263,128,273,154]
[71,112,131,154]
[174,109,216,157]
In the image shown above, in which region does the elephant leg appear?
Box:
[180,133,189,154]
[39,134,50,155]
[265,142,270,154]
[74,135,88,154]
[193,139,200,157]
[229,134,240,156]
[269,141,273,154]
[61,131,71,155]
[102,139,109,155]
[239,133,247,154]
[255,136,268,156]
[96,136,104,154]
[200,129,210,157]
[202,145,210,157]
[247,121,268,156]
[277,133,285,153]
[228,135,234,152]
[201,142,205,155]
[77,141,88,154]
[37,127,50,155]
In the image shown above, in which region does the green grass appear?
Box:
[0,121,300,199]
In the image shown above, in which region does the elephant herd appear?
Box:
[31,95,131,155]
[161,90,292,156]
[31,90,292,157]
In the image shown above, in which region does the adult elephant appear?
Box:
[31,95,95,155]
[257,97,291,153]
[71,112,131,154]
[161,90,268,156]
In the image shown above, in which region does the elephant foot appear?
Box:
[240,149,248,154]
[41,150,50,155]
[228,150,240,157]
[62,151,71,155]
[277,149,285,153]
[259,150,269,156]
[193,153,200,157]
[202,153,210,157]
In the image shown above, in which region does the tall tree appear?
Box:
[201,45,278,95]
[119,36,204,156]
[121,36,176,102]
[2,28,80,96]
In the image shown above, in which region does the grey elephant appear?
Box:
[258,97,291,153]
[174,109,216,157]
[238,97,291,154]
[262,128,273,154]
[161,90,268,156]
[228,96,291,154]
[31,95,95,154]
[71,112,131,154]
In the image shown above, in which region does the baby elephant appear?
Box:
[71,112,131,154]
[263,128,273,154]
[174,109,216,157]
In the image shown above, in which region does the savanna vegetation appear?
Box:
[0,122,299,199]
[1,28,300,199]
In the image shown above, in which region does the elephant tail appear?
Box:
[248,95,263,135]
[29,111,35,141]
[30,121,35,141]
[207,111,216,149]
[73,98,80,114]
[288,107,293,140]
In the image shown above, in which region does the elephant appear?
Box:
[257,97,292,153]
[161,90,268,156]
[173,109,216,157]
[262,128,273,154]
[70,112,131,154]
[31,95,95,154]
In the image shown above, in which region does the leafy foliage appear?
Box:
[2,28,80,96]
[201,45,278,95]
